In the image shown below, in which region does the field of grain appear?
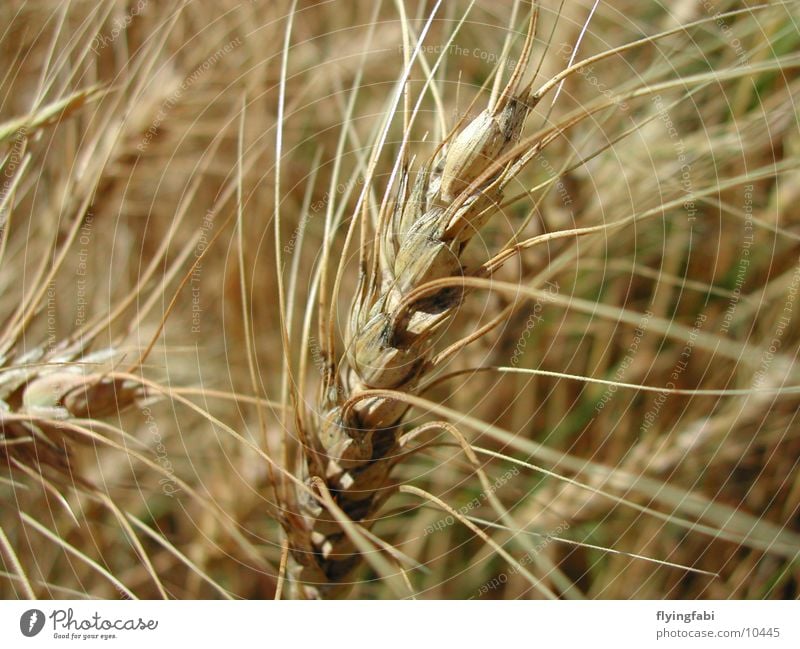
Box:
[1,0,799,600]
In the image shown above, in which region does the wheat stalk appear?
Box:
[285,7,551,597]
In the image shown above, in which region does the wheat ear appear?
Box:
[285,7,545,598]
[1,343,146,483]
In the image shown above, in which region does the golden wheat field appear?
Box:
[0,0,799,604]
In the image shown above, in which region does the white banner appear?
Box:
[1,600,797,648]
